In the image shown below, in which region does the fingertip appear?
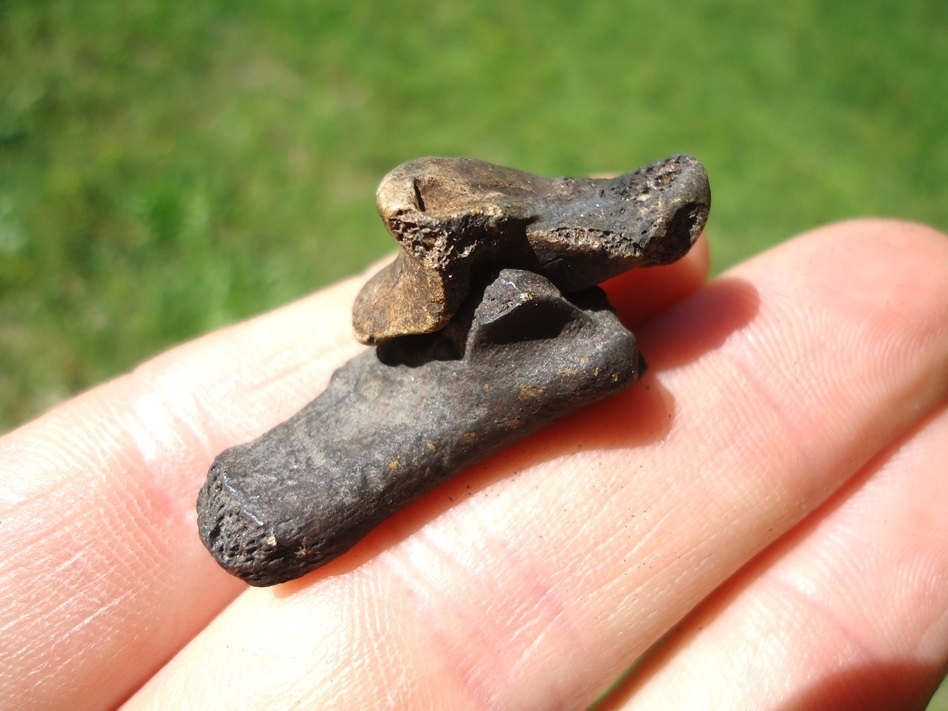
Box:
[601,232,711,327]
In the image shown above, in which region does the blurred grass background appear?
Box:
[2,1,946,432]
[1,0,947,706]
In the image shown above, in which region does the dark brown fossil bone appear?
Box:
[353,154,710,344]
[197,155,711,586]
[198,270,643,586]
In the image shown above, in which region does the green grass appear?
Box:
[2,0,946,430]
[1,2,948,706]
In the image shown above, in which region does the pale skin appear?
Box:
[2,219,947,710]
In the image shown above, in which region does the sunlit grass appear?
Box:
[1,0,946,435]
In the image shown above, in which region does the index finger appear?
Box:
[126,220,948,709]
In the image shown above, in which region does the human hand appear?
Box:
[2,219,947,709]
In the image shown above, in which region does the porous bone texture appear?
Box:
[352,154,710,344]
